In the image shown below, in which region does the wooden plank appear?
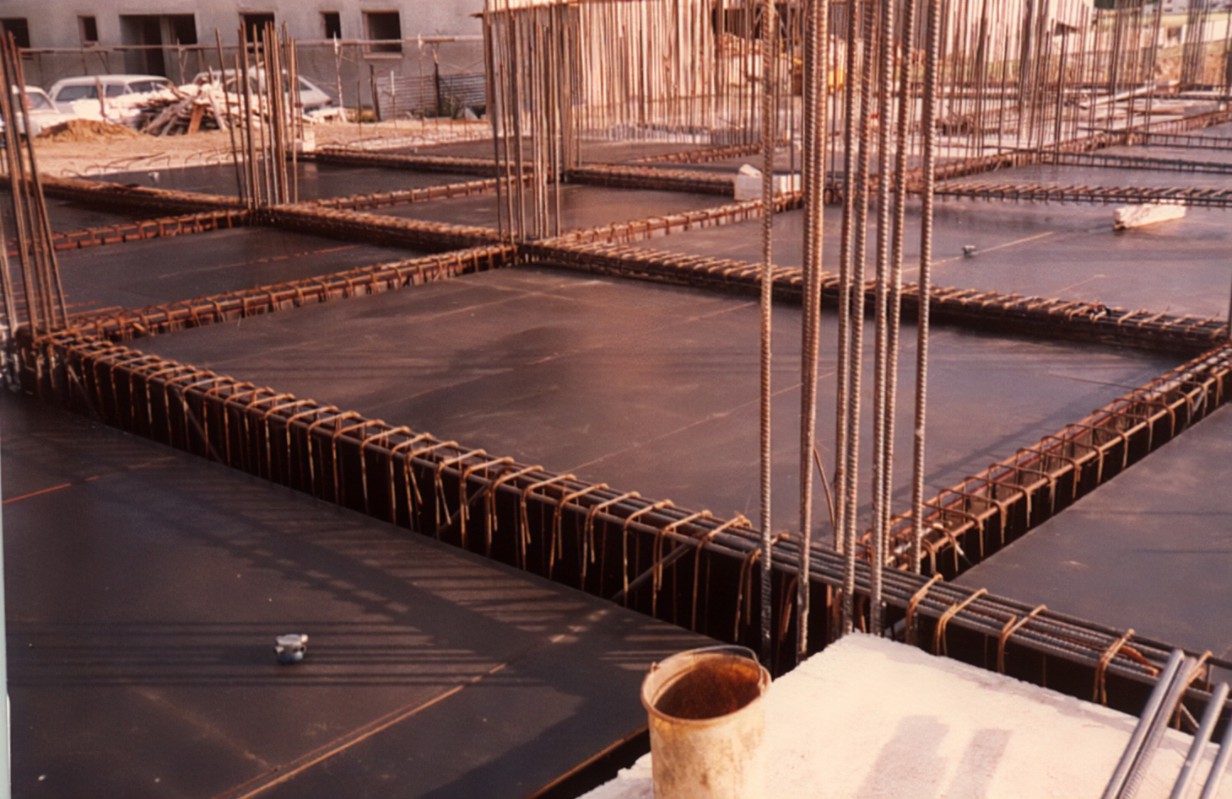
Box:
[186,102,206,135]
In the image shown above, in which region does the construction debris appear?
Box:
[135,83,234,136]
[1113,203,1188,231]
[133,79,331,136]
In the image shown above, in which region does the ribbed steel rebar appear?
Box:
[757,0,779,665]
[21,330,1232,729]
[913,0,943,573]
[797,0,830,661]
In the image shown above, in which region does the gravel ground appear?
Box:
[29,117,491,178]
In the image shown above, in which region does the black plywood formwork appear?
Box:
[8,109,1232,789]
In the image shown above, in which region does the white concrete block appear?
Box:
[583,634,1232,799]
[1113,203,1187,230]
[734,164,802,201]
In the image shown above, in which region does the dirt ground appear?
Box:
[29,117,490,178]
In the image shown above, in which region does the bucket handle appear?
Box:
[649,644,762,674]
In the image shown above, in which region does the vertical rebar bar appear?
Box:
[757,0,778,665]
[869,0,897,635]
[797,0,829,662]
[1171,682,1230,799]
[834,0,862,579]
[913,0,942,574]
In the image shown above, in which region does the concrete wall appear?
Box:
[4,2,482,50]
[6,1,486,113]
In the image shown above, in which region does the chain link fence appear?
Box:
[19,38,486,120]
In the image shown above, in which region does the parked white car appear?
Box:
[0,86,78,137]
[47,74,176,125]
[191,69,334,114]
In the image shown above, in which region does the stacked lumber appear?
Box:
[136,84,236,135]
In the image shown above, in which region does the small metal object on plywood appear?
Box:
[275,633,309,664]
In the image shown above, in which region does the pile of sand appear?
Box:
[37,119,141,143]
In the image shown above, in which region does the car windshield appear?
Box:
[129,79,171,93]
[25,92,53,111]
[56,85,97,102]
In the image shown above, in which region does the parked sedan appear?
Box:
[48,74,176,125]
[0,86,77,137]
[192,69,335,114]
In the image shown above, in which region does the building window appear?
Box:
[242,13,275,44]
[79,15,98,45]
[0,18,30,49]
[170,15,198,46]
[364,11,402,54]
[322,12,342,40]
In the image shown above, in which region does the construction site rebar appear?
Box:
[876,343,1232,576]
[17,330,1232,726]
[526,240,1230,354]
[44,209,253,252]
[0,33,68,377]
[4,0,1232,749]
[68,245,515,342]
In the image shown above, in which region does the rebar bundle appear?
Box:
[227,24,302,209]
[0,32,68,383]
[480,0,798,241]
[481,0,576,241]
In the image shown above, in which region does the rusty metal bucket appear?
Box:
[640,645,770,798]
